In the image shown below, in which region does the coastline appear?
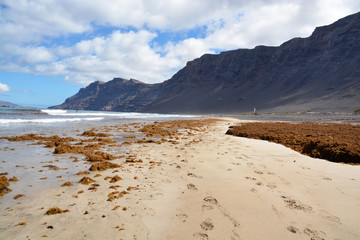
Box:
[0,118,359,239]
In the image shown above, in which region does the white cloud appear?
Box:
[0,0,359,86]
[55,30,180,85]
[0,82,10,92]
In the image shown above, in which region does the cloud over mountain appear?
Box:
[1,0,359,85]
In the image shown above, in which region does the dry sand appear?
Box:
[0,118,359,240]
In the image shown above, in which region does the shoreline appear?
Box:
[1,118,360,239]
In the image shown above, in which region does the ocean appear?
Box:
[0,108,197,138]
[0,107,196,208]
[0,108,194,128]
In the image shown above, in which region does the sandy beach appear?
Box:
[1,118,360,240]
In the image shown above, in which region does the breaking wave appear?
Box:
[41,109,194,118]
[0,117,104,125]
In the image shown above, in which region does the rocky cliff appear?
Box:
[52,78,161,112]
[0,100,22,108]
[51,12,360,113]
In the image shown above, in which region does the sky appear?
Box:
[0,0,359,108]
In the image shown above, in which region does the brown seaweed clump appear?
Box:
[13,194,25,199]
[107,190,129,202]
[80,130,112,137]
[79,177,95,185]
[137,119,219,144]
[9,176,19,182]
[42,165,60,171]
[89,161,121,171]
[0,134,76,148]
[1,133,42,142]
[45,207,69,215]
[53,143,85,154]
[226,122,360,164]
[0,176,12,196]
[85,151,116,162]
[76,171,90,175]
[109,175,122,183]
[61,181,73,187]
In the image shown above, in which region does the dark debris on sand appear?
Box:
[226,122,360,164]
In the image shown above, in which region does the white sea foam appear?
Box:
[41,109,68,115]
[41,109,194,118]
[0,117,104,125]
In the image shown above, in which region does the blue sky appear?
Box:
[0,0,359,108]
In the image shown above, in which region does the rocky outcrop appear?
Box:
[0,100,22,108]
[51,78,161,112]
[51,12,360,113]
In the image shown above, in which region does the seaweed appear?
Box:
[89,161,121,171]
[79,177,95,185]
[9,176,19,182]
[0,176,12,196]
[76,171,90,175]
[42,165,60,171]
[109,175,122,183]
[45,207,69,215]
[61,181,73,187]
[85,151,116,162]
[226,122,360,164]
[13,194,25,199]
[53,143,85,154]
[80,130,112,137]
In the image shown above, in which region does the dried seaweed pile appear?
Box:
[0,131,120,172]
[226,122,360,164]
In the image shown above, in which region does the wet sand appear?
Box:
[0,118,360,239]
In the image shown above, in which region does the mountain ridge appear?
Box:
[50,12,360,113]
[0,100,22,108]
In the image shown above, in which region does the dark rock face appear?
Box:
[0,100,21,108]
[51,78,161,112]
[51,12,360,113]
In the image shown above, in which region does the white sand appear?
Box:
[1,119,359,240]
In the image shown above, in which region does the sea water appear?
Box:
[0,107,195,208]
[0,108,194,131]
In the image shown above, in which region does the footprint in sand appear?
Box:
[200,219,214,231]
[231,162,241,166]
[250,188,257,193]
[266,183,277,189]
[202,204,214,211]
[254,170,263,175]
[187,184,198,191]
[187,173,203,179]
[303,228,326,240]
[281,196,312,212]
[245,177,257,181]
[287,225,300,234]
[319,210,341,224]
[193,233,209,240]
[176,213,188,222]
[204,196,218,205]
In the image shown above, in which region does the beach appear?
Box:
[0,116,360,239]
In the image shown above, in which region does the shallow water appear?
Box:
[0,108,196,209]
